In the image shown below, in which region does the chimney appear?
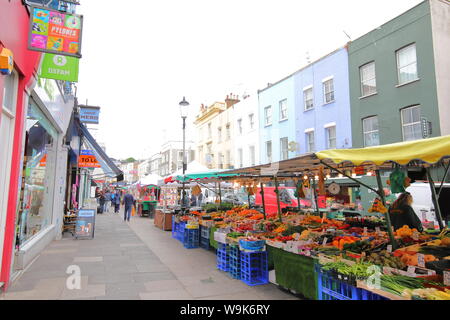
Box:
[225,93,240,108]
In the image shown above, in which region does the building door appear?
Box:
[0,70,18,269]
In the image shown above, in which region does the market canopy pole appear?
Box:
[375,170,397,250]
[311,177,320,217]
[260,181,267,220]
[296,178,301,210]
[274,176,282,223]
[437,161,450,198]
[426,168,445,230]
[218,181,222,206]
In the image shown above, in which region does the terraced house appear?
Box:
[348,0,450,147]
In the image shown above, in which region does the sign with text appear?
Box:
[39,53,79,82]
[79,105,100,124]
[78,150,101,168]
[28,5,83,58]
[75,209,95,239]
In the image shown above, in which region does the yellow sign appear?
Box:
[0,48,14,75]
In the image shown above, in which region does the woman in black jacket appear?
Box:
[388,192,423,232]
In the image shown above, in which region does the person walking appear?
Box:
[122,191,136,222]
[98,191,106,214]
[104,190,112,213]
[114,190,121,213]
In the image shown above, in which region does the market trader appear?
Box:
[388,192,423,232]
[122,191,136,222]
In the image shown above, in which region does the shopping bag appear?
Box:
[132,207,136,216]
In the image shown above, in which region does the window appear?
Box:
[249,146,255,166]
[397,44,418,85]
[207,123,212,139]
[304,87,314,110]
[218,152,223,169]
[401,105,422,141]
[217,127,222,142]
[2,70,17,113]
[360,62,377,96]
[266,141,272,163]
[226,150,231,168]
[279,99,288,121]
[363,116,380,147]
[305,131,315,152]
[238,149,243,168]
[264,106,272,126]
[280,137,289,160]
[226,124,231,140]
[323,78,335,104]
[248,113,255,130]
[326,126,337,149]
[237,119,242,135]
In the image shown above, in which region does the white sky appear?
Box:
[76,0,424,160]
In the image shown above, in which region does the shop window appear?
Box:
[16,99,57,246]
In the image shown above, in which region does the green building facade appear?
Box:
[348,0,450,148]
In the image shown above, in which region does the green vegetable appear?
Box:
[380,275,425,296]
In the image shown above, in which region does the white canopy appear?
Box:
[139,173,162,185]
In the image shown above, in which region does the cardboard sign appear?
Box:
[75,209,95,239]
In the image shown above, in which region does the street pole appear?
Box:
[182,116,186,214]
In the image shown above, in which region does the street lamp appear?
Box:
[179,97,189,212]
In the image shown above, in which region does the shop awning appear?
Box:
[79,119,123,180]
[172,172,240,183]
[316,135,450,166]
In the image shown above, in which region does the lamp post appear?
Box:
[179,97,189,213]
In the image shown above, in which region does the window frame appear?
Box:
[264,106,272,126]
[280,137,289,160]
[322,77,335,105]
[303,86,314,111]
[362,116,380,147]
[279,99,288,121]
[400,105,422,142]
[325,125,337,149]
[248,113,255,130]
[266,140,272,163]
[359,61,377,97]
[396,43,419,86]
[305,130,315,153]
[237,118,243,135]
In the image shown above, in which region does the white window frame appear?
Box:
[305,129,315,153]
[279,99,288,121]
[217,127,222,142]
[207,123,212,139]
[401,105,422,142]
[325,125,337,149]
[396,43,418,85]
[362,116,380,147]
[248,113,255,130]
[226,124,231,140]
[360,62,377,97]
[249,145,256,166]
[266,140,272,163]
[264,106,272,126]
[280,137,289,160]
[238,148,243,168]
[237,118,242,135]
[322,76,335,104]
[303,86,314,111]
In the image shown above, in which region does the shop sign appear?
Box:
[79,105,100,124]
[39,154,47,167]
[354,166,365,176]
[0,48,14,75]
[28,5,83,58]
[75,209,95,239]
[79,150,101,168]
[39,53,79,82]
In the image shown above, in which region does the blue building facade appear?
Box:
[258,75,297,165]
[295,47,352,154]
[258,46,352,165]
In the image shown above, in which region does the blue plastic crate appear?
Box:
[240,251,268,286]
[183,228,199,249]
[200,226,210,239]
[177,222,186,242]
[172,220,178,239]
[199,236,210,250]
[228,246,241,279]
[216,243,230,272]
[316,265,388,300]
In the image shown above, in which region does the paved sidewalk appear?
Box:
[1,208,298,300]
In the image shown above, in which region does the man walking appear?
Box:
[114,190,121,213]
[104,190,112,213]
[122,191,135,222]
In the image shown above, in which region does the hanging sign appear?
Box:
[78,150,101,168]
[28,5,83,58]
[75,209,95,239]
[0,48,14,75]
[39,53,79,82]
[39,154,47,167]
[79,105,100,124]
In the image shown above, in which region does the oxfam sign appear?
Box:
[39,53,79,82]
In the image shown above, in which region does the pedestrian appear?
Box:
[114,190,121,213]
[197,191,203,207]
[388,192,423,232]
[104,189,112,213]
[122,191,136,222]
[190,193,197,207]
[98,191,105,214]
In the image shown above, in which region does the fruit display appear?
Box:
[364,250,407,269]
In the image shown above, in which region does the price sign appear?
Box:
[363,227,368,236]
[387,245,392,253]
[407,266,416,276]
[375,227,381,236]
[412,230,420,241]
[444,271,450,286]
[322,237,328,246]
[417,254,425,268]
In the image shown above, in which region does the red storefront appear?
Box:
[0,1,41,290]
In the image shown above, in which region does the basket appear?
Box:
[239,239,265,251]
